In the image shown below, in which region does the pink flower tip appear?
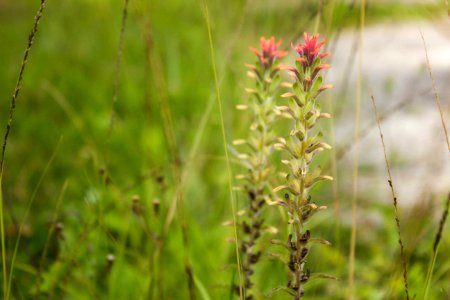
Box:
[293,32,330,65]
[319,84,333,92]
[318,64,331,70]
[250,36,287,67]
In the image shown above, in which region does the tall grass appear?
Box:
[201,0,243,298]
[0,179,6,299]
[420,28,450,299]
[370,94,410,300]
[0,1,448,299]
[419,29,450,153]
[107,0,130,140]
[35,179,69,298]
[348,0,364,298]
[0,1,47,298]
[142,12,197,300]
[7,137,61,299]
[424,193,450,299]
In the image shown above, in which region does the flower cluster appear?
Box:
[249,36,288,70]
[273,33,334,299]
[232,33,333,299]
[232,36,286,299]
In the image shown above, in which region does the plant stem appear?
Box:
[202,0,244,298]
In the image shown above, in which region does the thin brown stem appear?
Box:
[433,193,450,253]
[107,0,130,139]
[419,29,450,153]
[0,3,47,297]
[0,0,47,173]
[370,94,410,300]
[424,192,450,299]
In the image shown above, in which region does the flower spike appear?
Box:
[231,36,286,299]
[250,36,288,68]
[276,32,333,298]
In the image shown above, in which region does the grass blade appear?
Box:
[370,94,410,300]
[35,179,69,298]
[348,1,365,298]
[0,1,47,298]
[141,8,196,299]
[194,275,212,300]
[419,29,450,153]
[7,136,62,299]
[0,177,6,299]
[424,193,450,299]
[201,0,243,298]
[107,0,130,139]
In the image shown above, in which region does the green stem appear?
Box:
[424,250,438,300]
[202,1,243,299]
[0,177,7,300]
[294,98,309,300]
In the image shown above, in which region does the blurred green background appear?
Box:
[0,0,448,299]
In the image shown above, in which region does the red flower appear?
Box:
[292,32,330,66]
[249,36,288,67]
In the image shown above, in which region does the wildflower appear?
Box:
[249,36,288,68]
[292,32,330,66]
[232,36,286,299]
[274,32,334,299]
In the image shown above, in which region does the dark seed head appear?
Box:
[300,230,310,244]
[249,251,261,264]
[243,221,251,234]
[153,198,161,215]
[300,247,309,259]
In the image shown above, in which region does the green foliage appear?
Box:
[0,0,447,299]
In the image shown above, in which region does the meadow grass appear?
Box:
[0,0,448,299]
[348,1,364,298]
[370,94,410,299]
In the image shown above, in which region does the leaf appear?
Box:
[270,239,290,250]
[308,75,323,99]
[309,238,332,246]
[273,185,288,193]
[304,167,333,189]
[310,273,338,281]
[194,275,212,300]
[268,286,296,297]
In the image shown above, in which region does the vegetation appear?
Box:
[0,0,448,299]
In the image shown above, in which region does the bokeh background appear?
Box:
[0,0,448,299]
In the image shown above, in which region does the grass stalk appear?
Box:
[0,0,47,172]
[348,1,364,298]
[330,89,426,167]
[7,136,62,299]
[0,1,47,297]
[313,0,324,33]
[446,0,449,19]
[370,94,410,300]
[419,29,450,153]
[35,179,69,299]
[164,0,250,232]
[424,193,450,299]
[141,9,196,299]
[140,14,198,298]
[0,178,6,299]
[324,0,341,254]
[107,0,130,139]
[201,0,243,298]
